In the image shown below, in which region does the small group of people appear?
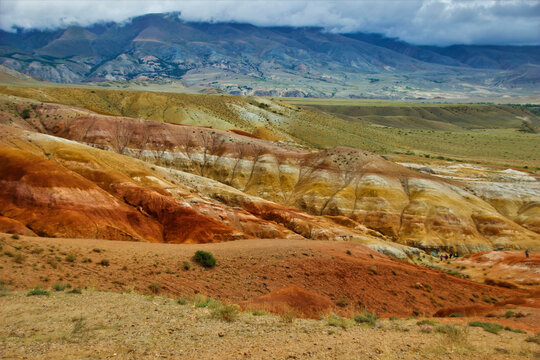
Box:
[431,248,458,261]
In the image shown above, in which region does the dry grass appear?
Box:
[0,290,535,359]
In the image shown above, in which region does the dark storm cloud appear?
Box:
[0,0,538,45]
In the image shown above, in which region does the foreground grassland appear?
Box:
[0,290,537,360]
[0,85,538,168]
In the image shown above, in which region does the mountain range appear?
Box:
[1,12,539,99]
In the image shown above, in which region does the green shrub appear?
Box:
[27,286,50,296]
[468,321,504,334]
[504,311,515,318]
[67,288,82,294]
[193,250,216,268]
[11,233,20,240]
[354,310,378,327]
[327,314,352,329]
[183,261,191,270]
[368,267,378,275]
[65,254,76,262]
[20,108,31,119]
[99,259,110,267]
[417,319,437,326]
[449,312,465,318]
[504,326,524,334]
[53,282,68,291]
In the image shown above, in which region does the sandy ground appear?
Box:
[0,290,538,360]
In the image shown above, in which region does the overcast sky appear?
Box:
[1,0,539,46]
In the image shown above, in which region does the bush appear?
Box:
[65,254,76,262]
[417,319,437,326]
[27,286,50,296]
[211,304,239,322]
[53,282,68,291]
[67,288,82,294]
[280,310,296,324]
[20,108,31,119]
[504,326,524,334]
[468,321,504,334]
[11,233,20,240]
[99,259,110,267]
[449,312,465,318]
[177,297,188,305]
[504,311,515,318]
[436,324,467,343]
[14,253,26,264]
[183,261,191,270]
[193,250,216,268]
[354,310,378,327]
[149,283,161,294]
[368,267,378,275]
[327,314,352,329]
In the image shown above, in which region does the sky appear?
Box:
[0,0,539,46]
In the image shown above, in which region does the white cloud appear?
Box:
[0,0,538,45]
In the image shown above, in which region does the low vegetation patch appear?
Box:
[468,321,504,334]
[211,303,239,322]
[53,282,68,291]
[99,259,110,267]
[27,286,50,297]
[354,310,378,327]
[193,250,216,268]
[326,314,352,329]
[149,283,161,294]
[417,319,438,326]
[525,333,540,345]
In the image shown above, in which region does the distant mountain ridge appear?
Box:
[1,13,539,98]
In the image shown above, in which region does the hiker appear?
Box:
[440,255,443,261]
[454,253,458,258]
[526,249,530,258]
[444,254,448,260]
[436,248,440,254]
[449,253,453,259]
[432,251,435,257]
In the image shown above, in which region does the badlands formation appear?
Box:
[0,93,538,255]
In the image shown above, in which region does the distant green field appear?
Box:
[280,99,540,168]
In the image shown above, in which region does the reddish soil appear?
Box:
[228,129,262,139]
[446,251,540,289]
[241,285,334,318]
[1,235,536,325]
